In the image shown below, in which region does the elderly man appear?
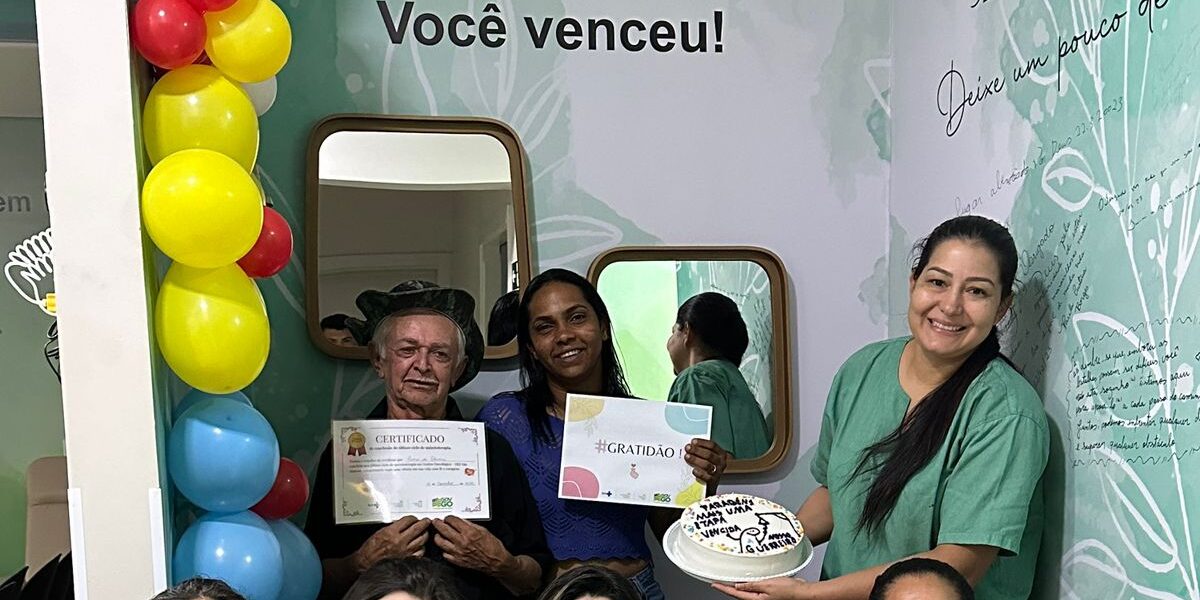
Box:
[305,281,551,600]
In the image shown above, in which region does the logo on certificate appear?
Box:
[347,431,368,456]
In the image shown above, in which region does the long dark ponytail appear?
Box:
[854,215,1019,536]
[516,269,632,444]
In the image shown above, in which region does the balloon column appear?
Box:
[131,0,309,598]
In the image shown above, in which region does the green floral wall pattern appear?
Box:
[894,1,1200,597]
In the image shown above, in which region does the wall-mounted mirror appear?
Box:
[306,115,532,361]
[588,247,791,473]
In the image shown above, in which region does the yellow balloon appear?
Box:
[205,0,292,83]
[155,262,270,394]
[142,149,264,268]
[143,64,259,171]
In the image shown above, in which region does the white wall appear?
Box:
[318,130,511,189]
[316,184,512,329]
[35,0,165,597]
[450,191,511,324]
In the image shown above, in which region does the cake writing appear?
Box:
[701,495,756,511]
[728,512,800,554]
[696,508,729,532]
[691,496,753,530]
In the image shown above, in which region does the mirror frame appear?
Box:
[305,114,533,362]
[587,246,793,474]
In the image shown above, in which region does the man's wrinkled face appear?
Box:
[373,314,464,419]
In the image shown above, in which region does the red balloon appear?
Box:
[186,0,238,11]
[130,0,206,70]
[238,206,293,278]
[251,458,309,520]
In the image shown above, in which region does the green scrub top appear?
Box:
[668,359,771,459]
[811,337,1049,599]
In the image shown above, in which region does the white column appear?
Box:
[34,0,165,598]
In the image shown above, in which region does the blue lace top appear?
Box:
[477,391,653,561]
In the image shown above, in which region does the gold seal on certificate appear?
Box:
[332,420,490,524]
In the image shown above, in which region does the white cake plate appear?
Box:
[662,521,815,584]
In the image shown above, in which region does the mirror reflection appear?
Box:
[596,259,777,458]
[315,131,519,351]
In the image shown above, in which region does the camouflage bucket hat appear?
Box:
[346,281,484,391]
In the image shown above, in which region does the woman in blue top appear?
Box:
[478,269,729,599]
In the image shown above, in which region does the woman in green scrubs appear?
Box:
[666,291,771,459]
[715,216,1049,600]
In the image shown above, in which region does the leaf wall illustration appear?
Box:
[993,0,1200,597]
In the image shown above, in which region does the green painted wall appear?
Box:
[0,116,60,577]
[0,0,35,41]
[600,261,677,401]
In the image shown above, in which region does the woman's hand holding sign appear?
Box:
[686,438,729,494]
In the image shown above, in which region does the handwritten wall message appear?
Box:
[1001,135,1200,468]
[1066,318,1198,467]
[936,0,1173,136]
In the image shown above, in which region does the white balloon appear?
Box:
[241,77,277,116]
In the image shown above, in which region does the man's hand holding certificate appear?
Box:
[558,394,713,508]
[332,420,490,524]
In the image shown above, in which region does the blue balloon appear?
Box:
[169,397,279,512]
[175,389,252,422]
[173,511,283,600]
[268,519,322,600]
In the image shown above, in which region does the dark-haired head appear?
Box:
[668,292,749,373]
[911,215,1017,307]
[151,578,245,600]
[487,290,521,346]
[855,215,1020,535]
[321,313,352,330]
[517,268,630,442]
[869,558,974,600]
[322,313,358,347]
[341,557,463,600]
[538,565,641,600]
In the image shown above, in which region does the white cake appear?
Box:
[676,493,805,579]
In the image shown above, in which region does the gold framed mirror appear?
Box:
[305,115,533,361]
[588,246,792,474]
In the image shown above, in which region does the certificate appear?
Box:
[558,394,712,509]
[332,420,490,524]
